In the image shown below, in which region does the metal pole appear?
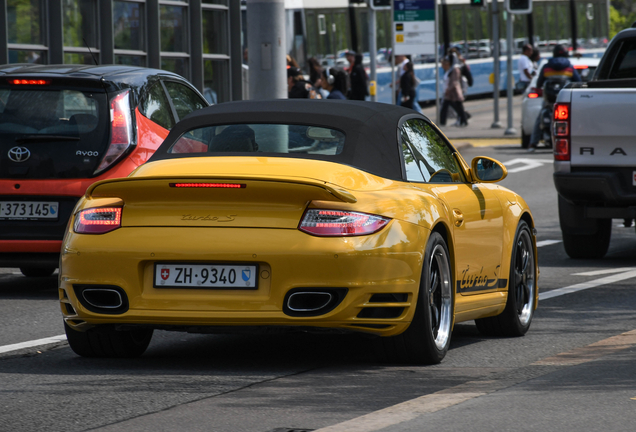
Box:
[505,10,517,135]
[391,1,396,106]
[569,0,578,52]
[435,0,440,124]
[0,0,10,64]
[491,0,501,128]
[246,0,287,100]
[230,0,244,101]
[369,5,377,102]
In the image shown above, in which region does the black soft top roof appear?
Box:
[150,99,428,180]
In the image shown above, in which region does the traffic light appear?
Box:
[505,0,533,14]
[470,0,484,7]
[369,0,391,10]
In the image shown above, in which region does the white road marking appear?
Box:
[572,267,636,276]
[539,270,636,301]
[536,239,562,247]
[503,158,554,173]
[0,334,67,354]
[1,258,634,356]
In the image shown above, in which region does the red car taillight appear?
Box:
[74,207,122,234]
[553,102,570,161]
[94,90,133,175]
[8,78,51,85]
[527,87,543,99]
[299,209,390,237]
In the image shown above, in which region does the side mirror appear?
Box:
[471,156,507,183]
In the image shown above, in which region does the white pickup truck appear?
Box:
[553,26,636,258]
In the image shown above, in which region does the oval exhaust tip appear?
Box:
[287,292,333,312]
[82,288,123,309]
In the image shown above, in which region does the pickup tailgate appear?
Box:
[570,88,636,167]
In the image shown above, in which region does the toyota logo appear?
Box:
[8,147,31,162]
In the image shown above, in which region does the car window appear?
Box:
[140,82,175,130]
[609,39,636,79]
[163,81,206,121]
[168,124,345,155]
[0,88,100,134]
[400,119,465,183]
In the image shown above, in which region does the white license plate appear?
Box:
[154,263,258,289]
[0,201,59,220]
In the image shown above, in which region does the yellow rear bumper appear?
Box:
[59,220,430,336]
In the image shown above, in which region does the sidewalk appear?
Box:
[419,94,523,145]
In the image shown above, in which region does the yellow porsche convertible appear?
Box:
[59,100,538,364]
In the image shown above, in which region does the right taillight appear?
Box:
[94,90,134,175]
[553,103,570,161]
[299,209,390,237]
[74,207,122,234]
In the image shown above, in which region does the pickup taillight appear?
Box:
[553,103,570,161]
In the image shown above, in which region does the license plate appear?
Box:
[0,201,59,220]
[154,263,258,289]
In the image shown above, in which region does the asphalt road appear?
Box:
[2,143,636,432]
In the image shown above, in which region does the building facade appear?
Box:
[0,0,243,103]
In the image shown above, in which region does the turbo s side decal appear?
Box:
[457,265,507,293]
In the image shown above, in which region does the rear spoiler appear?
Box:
[86,175,357,204]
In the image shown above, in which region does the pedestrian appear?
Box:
[530,48,541,70]
[517,44,535,92]
[344,50,356,74]
[307,57,328,98]
[393,54,409,104]
[449,48,472,120]
[348,53,369,100]
[322,67,347,100]
[288,67,321,99]
[399,62,417,109]
[440,56,468,127]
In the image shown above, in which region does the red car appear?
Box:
[0,64,208,277]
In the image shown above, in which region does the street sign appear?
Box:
[369,0,392,10]
[505,0,533,14]
[393,0,436,55]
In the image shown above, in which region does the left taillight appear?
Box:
[553,102,571,161]
[299,209,390,237]
[94,90,134,175]
[74,207,122,234]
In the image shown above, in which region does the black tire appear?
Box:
[475,220,536,337]
[558,196,611,259]
[521,131,530,149]
[381,232,454,364]
[562,224,611,259]
[64,321,153,358]
[20,266,56,277]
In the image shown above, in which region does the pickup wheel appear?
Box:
[562,224,611,259]
[559,197,611,259]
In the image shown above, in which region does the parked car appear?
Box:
[59,100,538,364]
[520,56,599,148]
[0,64,208,277]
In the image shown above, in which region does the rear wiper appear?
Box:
[15,134,81,143]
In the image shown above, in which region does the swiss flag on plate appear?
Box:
[161,268,170,280]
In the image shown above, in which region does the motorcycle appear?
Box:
[537,77,571,148]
